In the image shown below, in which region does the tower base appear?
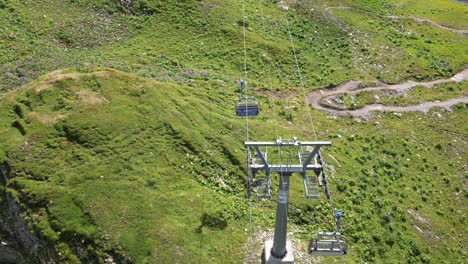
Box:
[264,240,294,264]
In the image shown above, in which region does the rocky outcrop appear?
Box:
[0,246,24,264]
[0,163,57,264]
[0,162,134,263]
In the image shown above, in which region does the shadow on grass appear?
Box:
[195,212,228,233]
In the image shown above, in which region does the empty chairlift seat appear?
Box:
[302,171,320,199]
[236,96,260,116]
[255,175,271,198]
[309,232,348,256]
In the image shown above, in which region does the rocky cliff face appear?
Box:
[0,163,56,264]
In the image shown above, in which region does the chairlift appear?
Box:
[247,147,270,198]
[309,232,348,256]
[235,96,260,116]
[254,173,271,198]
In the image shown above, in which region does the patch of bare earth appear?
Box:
[407,209,441,242]
[26,112,66,124]
[77,90,109,106]
[242,226,322,264]
[31,70,112,93]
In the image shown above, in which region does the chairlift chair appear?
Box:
[247,147,271,198]
[235,96,260,116]
[254,172,271,198]
[309,232,348,256]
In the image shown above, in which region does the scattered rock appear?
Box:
[278,1,289,11]
[413,225,423,234]
[407,209,429,224]
[332,96,344,105]
[104,256,115,264]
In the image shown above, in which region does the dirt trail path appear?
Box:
[324,5,468,35]
[324,6,351,11]
[387,16,468,35]
[307,69,468,118]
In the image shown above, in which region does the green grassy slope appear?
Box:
[0,0,467,263]
[0,69,252,263]
[1,68,466,263]
[1,0,467,91]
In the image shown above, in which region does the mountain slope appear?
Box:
[1,0,467,91]
[0,0,467,263]
[0,68,252,263]
[1,68,466,263]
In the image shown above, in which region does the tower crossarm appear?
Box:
[246,140,330,173]
[251,164,324,173]
[245,141,331,147]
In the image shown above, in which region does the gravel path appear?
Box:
[307,69,468,118]
[325,5,468,35]
[386,15,468,36]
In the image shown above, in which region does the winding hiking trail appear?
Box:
[324,6,351,11]
[309,5,468,117]
[387,16,468,36]
[307,69,468,118]
[324,6,468,36]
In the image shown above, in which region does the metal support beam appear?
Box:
[271,173,291,258]
[251,164,323,173]
[301,146,321,169]
[246,141,331,147]
[254,146,268,167]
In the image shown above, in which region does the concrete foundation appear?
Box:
[264,240,294,264]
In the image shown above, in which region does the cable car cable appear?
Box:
[240,1,255,262]
[260,11,280,140]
